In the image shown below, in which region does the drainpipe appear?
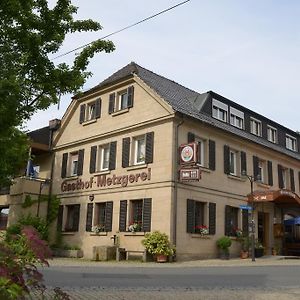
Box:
[172,115,184,247]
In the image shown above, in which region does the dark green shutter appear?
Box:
[77,149,84,176]
[105,201,113,232]
[187,199,195,233]
[209,140,216,171]
[278,164,284,189]
[86,203,93,232]
[127,85,134,108]
[267,161,273,186]
[79,104,86,124]
[224,145,230,174]
[253,156,259,181]
[142,198,152,232]
[225,205,231,236]
[209,202,216,235]
[188,132,195,143]
[122,137,130,168]
[95,98,101,119]
[61,153,68,178]
[108,93,115,114]
[241,151,247,175]
[145,132,154,164]
[90,146,97,174]
[109,141,117,170]
[119,200,127,232]
[242,209,249,236]
[57,205,64,231]
[290,169,295,192]
[72,204,80,232]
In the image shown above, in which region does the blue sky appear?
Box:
[25,0,300,132]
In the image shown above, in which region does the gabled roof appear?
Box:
[87,62,300,161]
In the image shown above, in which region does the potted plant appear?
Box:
[142,231,175,262]
[128,222,142,233]
[255,239,264,258]
[216,236,232,259]
[272,241,281,256]
[239,237,250,259]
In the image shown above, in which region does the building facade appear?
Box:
[1,62,300,260]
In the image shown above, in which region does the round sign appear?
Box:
[181,145,194,163]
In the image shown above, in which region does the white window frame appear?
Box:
[197,138,205,167]
[133,136,146,165]
[98,144,110,171]
[70,153,78,176]
[258,160,266,183]
[212,99,228,122]
[229,150,237,176]
[118,90,128,111]
[267,126,277,143]
[229,107,244,129]
[286,134,297,151]
[86,101,96,121]
[250,117,262,136]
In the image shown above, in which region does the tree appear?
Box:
[0,0,115,187]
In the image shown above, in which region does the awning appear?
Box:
[284,217,300,225]
[247,189,300,206]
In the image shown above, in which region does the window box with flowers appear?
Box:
[92,224,106,234]
[128,222,142,233]
[195,225,209,236]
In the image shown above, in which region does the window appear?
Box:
[130,199,143,231]
[250,118,262,136]
[212,99,228,122]
[286,135,297,151]
[87,102,96,121]
[282,168,288,189]
[133,136,146,165]
[79,99,101,124]
[230,107,244,129]
[61,150,84,178]
[65,204,80,232]
[229,150,237,175]
[70,153,78,176]
[118,91,128,110]
[225,206,239,236]
[0,207,9,230]
[95,203,106,231]
[267,126,277,143]
[99,145,110,171]
[224,145,245,177]
[108,86,134,114]
[197,138,206,167]
[258,159,267,183]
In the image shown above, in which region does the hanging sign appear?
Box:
[179,143,198,165]
[179,167,201,182]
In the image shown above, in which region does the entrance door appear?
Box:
[258,212,270,253]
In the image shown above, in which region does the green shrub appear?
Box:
[142,231,174,256]
[216,236,232,254]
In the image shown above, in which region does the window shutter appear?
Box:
[278,164,284,189]
[253,156,259,181]
[109,141,117,170]
[108,93,115,114]
[145,132,154,164]
[127,85,134,108]
[89,146,97,174]
[77,149,85,176]
[57,205,64,231]
[267,160,273,186]
[187,199,195,233]
[242,209,249,237]
[241,151,247,175]
[225,205,231,236]
[223,145,230,174]
[61,153,68,178]
[208,140,216,171]
[290,168,295,192]
[299,171,300,192]
[86,203,93,232]
[105,201,113,232]
[119,200,127,232]
[142,198,152,232]
[209,202,216,235]
[72,204,80,232]
[95,98,101,119]
[79,104,86,124]
[122,137,130,168]
[188,132,195,143]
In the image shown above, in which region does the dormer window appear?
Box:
[250,117,262,136]
[286,135,297,151]
[229,107,244,129]
[267,126,277,143]
[212,99,228,122]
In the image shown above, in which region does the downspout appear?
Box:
[172,115,184,247]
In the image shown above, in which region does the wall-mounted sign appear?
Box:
[179,143,198,165]
[179,167,201,182]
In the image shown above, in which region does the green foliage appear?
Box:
[62,244,80,250]
[142,231,175,256]
[22,194,36,208]
[47,195,61,224]
[0,0,115,187]
[216,236,232,254]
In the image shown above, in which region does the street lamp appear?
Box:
[242,171,260,262]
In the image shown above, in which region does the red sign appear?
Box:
[179,167,201,182]
[179,143,198,165]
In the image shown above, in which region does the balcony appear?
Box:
[9,177,50,197]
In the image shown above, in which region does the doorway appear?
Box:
[258,212,270,253]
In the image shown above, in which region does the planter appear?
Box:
[52,249,83,258]
[254,248,264,258]
[219,251,230,260]
[240,251,249,259]
[156,254,168,263]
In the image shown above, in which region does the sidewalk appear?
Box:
[49,255,300,268]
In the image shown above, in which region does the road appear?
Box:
[40,264,300,299]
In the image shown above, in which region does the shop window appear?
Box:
[225,205,239,236]
[65,204,80,232]
[0,207,9,230]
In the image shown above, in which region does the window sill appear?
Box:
[62,231,76,235]
[257,182,270,189]
[82,119,97,126]
[90,232,108,236]
[111,108,129,116]
[198,166,211,173]
[124,232,145,236]
[127,164,148,171]
[190,234,211,239]
[64,175,79,181]
[227,175,244,181]
[93,170,111,176]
